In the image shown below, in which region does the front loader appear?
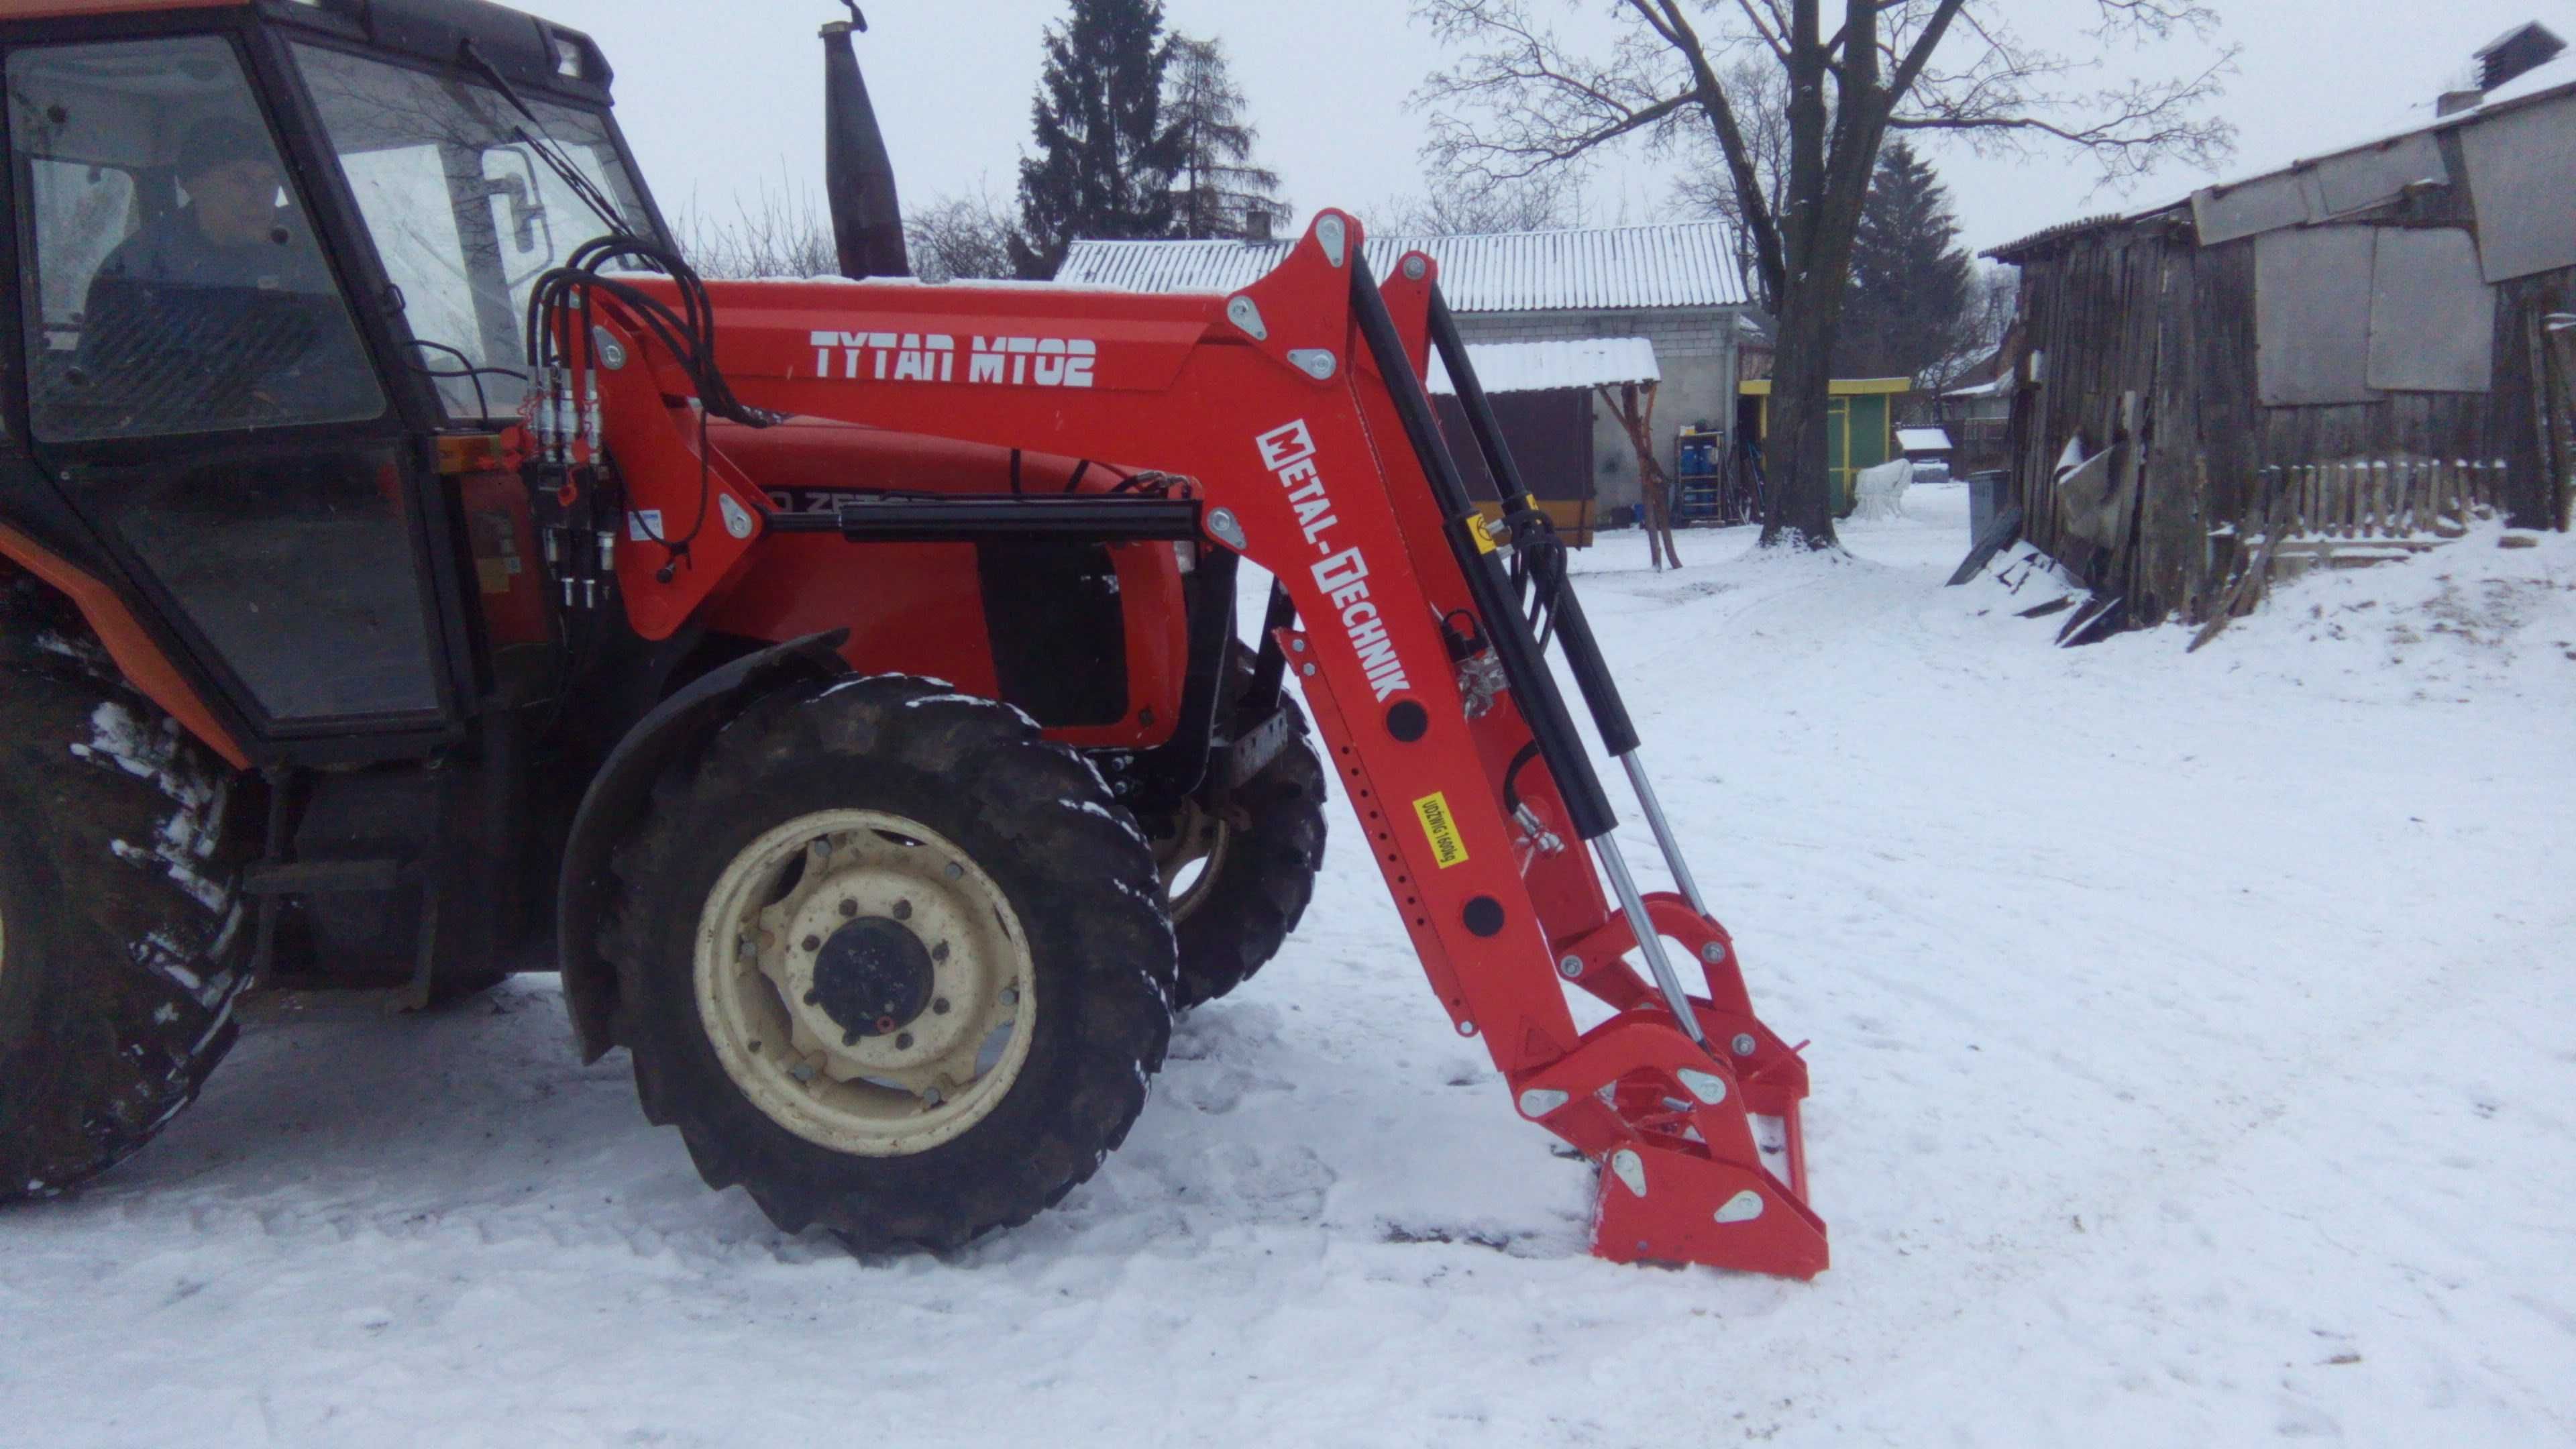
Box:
[0,0,1825,1275]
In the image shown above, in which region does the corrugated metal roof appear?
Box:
[1057,221,1750,312]
[1986,69,2576,261]
[1426,337,1660,396]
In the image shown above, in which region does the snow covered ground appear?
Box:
[6,484,2572,1447]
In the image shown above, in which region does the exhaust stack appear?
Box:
[822,10,909,279]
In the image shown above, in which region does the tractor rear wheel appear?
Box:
[0,644,250,1201]
[1153,654,1327,1010]
[603,674,1177,1250]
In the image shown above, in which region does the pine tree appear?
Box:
[1010,0,1184,278]
[1163,36,1287,239]
[1835,140,1973,384]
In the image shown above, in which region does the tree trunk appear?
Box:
[1761,289,1844,549]
[1604,382,1685,569]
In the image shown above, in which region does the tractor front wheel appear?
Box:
[603,675,1177,1250]
[1152,657,1327,1010]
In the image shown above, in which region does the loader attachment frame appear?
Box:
[547,212,1827,1277]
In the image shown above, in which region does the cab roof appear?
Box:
[0,0,615,105]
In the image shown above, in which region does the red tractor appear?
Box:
[0,0,1826,1274]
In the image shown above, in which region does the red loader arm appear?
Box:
[560,213,1827,1277]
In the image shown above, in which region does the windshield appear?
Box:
[292,44,657,419]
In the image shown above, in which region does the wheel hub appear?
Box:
[806,916,933,1042]
[694,810,1037,1157]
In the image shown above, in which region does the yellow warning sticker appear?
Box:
[1412,792,1470,869]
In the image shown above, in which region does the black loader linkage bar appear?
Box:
[1344,256,1619,843]
[1346,256,1719,1049]
[762,494,1205,544]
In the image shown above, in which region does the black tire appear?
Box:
[0,601,250,1201]
[1163,655,1328,1010]
[602,674,1177,1250]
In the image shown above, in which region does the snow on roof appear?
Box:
[1897,427,1954,453]
[1987,62,2576,260]
[1424,337,1660,397]
[1943,374,2012,398]
[1058,221,1750,313]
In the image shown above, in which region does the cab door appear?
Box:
[5,28,457,751]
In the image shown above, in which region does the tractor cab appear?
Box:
[1,0,658,760]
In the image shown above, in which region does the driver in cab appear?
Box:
[80,117,377,431]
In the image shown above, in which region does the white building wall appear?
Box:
[1451,306,1757,515]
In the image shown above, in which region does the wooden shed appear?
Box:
[1737,377,1911,515]
[1426,337,1663,547]
[1986,38,2576,627]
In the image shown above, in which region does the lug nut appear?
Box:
[932,942,950,963]
[839,900,858,918]
[945,863,964,880]
[894,900,912,921]
[895,1032,914,1050]
[802,935,821,953]
[932,998,951,1015]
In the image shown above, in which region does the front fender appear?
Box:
[557,629,849,1061]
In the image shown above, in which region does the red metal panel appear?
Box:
[580,213,1821,1276]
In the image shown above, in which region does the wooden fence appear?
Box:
[2255,458,2506,543]
[2191,459,2506,651]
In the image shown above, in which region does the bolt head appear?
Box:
[1301,663,1318,678]
[1731,1033,1759,1057]
[1700,941,1725,964]
[1456,1020,1477,1037]
[944,862,965,881]
[1557,955,1585,979]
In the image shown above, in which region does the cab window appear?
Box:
[6,35,384,442]
[292,42,656,421]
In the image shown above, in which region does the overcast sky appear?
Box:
[529,1,2555,262]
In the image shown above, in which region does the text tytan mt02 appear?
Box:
[808,330,1099,387]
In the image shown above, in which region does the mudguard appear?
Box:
[556,629,850,1061]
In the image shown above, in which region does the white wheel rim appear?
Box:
[1153,804,1231,922]
[694,809,1036,1157]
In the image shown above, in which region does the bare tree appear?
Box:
[906,189,1021,282]
[676,184,838,280]
[1417,0,2237,549]
[1919,259,2018,395]
[674,180,1022,285]
[1669,54,1790,307]
[1377,170,1577,235]
[1165,35,1291,239]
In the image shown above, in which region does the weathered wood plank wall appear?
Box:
[2002,205,2573,626]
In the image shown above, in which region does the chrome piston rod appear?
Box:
[1617,747,1709,919]
[1595,833,1709,1048]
